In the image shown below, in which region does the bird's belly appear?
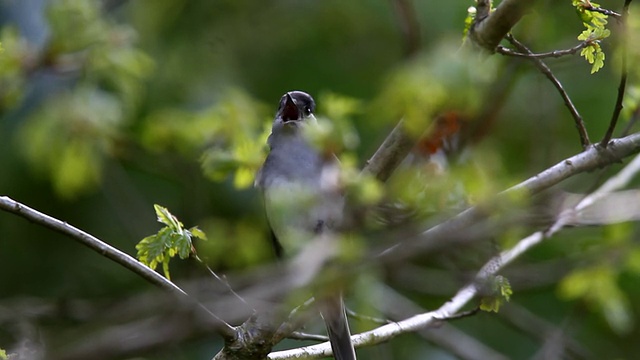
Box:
[263,179,342,256]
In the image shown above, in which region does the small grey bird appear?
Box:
[255,91,356,360]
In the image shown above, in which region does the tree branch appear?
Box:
[582,5,622,20]
[389,0,421,57]
[361,120,416,182]
[0,196,237,340]
[470,0,540,52]
[496,41,590,59]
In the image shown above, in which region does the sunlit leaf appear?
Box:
[559,265,633,334]
[479,276,512,313]
[137,206,202,279]
[189,226,208,241]
[154,204,183,231]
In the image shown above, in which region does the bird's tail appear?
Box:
[321,295,356,360]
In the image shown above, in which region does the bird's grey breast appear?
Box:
[257,134,343,254]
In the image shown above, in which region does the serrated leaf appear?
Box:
[137,205,205,279]
[154,204,182,230]
[577,29,591,41]
[592,50,605,73]
[172,232,193,259]
[136,233,165,270]
[480,296,502,312]
[189,226,208,240]
[479,275,512,313]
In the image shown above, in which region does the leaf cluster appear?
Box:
[136,204,206,280]
[573,0,611,73]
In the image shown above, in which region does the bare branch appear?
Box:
[582,5,622,20]
[195,254,254,313]
[361,120,416,182]
[470,0,540,51]
[496,41,590,59]
[389,0,421,57]
[0,196,237,340]
[288,332,329,342]
[346,309,390,325]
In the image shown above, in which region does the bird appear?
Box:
[255,91,357,360]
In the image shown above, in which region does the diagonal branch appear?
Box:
[389,0,421,57]
[0,196,237,340]
[361,120,416,182]
[268,144,640,359]
[496,41,590,59]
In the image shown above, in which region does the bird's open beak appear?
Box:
[282,93,300,122]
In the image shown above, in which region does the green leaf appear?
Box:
[0,348,7,360]
[592,49,605,74]
[136,232,165,270]
[154,204,183,231]
[172,232,193,259]
[479,276,512,313]
[463,6,476,38]
[137,205,202,279]
[189,226,208,241]
[578,41,607,74]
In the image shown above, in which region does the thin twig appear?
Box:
[288,332,329,342]
[346,308,391,325]
[273,297,317,343]
[506,34,591,149]
[600,0,632,147]
[195,254,254,312]
[496,41,590,59]
[583,5,622,20]
[435,307,481,321]
[390,0,421,57]
[0,196,237,340]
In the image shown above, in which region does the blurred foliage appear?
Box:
[1,0,640,359]
[18,86,123,198]
[0,27,28,108]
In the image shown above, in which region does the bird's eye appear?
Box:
[304,106,312,116]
